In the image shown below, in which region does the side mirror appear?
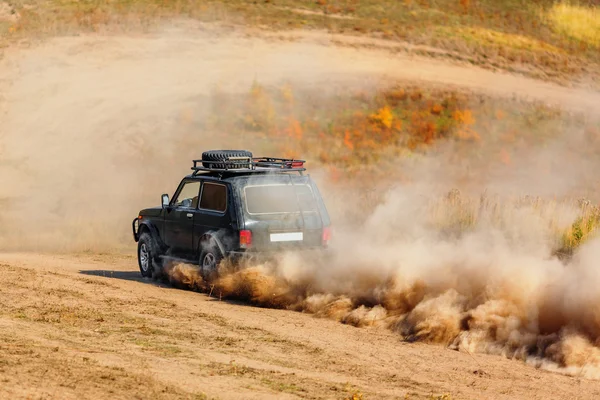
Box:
[161,194,170,208]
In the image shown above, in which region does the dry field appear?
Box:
[2,252,600,400]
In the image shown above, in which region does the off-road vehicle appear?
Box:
[132,150,332,281]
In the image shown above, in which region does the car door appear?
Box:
[163,179,201,259]
[194,181,234,257]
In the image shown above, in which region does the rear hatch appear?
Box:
[237,176,329,251]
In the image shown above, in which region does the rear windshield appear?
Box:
[244,184,318,214]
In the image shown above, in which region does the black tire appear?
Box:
[137,232,162,279]
[199,242,223,282]
[201,150,253,169]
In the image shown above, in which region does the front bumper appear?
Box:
[132,218,140,242]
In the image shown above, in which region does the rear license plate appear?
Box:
[270,232,303,242]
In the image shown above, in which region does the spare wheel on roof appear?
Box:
[201,150,253,169]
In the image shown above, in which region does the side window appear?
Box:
[200,183,227,212]
[173,181,201,209]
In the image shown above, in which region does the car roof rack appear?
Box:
[191,156,306,176]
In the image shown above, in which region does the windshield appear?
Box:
[243,184,318,214]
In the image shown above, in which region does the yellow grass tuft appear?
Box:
[443,26,565,54]
[546,2,600,47]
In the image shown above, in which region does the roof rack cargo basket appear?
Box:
[191,156,306,175]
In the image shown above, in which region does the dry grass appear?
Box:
[546,1,600,47]
[322,184,600,259]
[428,191,600,256]
[560,204,600,254]
[0,0,598,85]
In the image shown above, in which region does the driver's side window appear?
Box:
[173,181,201,209]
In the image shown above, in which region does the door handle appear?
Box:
[186,213,193,219]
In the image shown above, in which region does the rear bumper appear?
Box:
[227,247,331,264]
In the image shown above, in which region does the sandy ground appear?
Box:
[0,252,598,400]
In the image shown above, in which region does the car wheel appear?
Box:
[199,243,223,282]
[138,232,158,278]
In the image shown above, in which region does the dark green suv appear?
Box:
[132,150,332,281]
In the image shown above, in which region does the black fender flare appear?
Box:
[198,231,226,258]
[139,221,166,250]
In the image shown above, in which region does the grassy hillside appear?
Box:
[0,0,599,85]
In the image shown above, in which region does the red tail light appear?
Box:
[291,161,304,168]
[240,230,252,248]
[322,226,331,245]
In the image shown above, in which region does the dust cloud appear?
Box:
[2,24,600,377]
[177,187,600,379]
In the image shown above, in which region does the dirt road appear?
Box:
[2,24,599,114]
[0,252,597,400]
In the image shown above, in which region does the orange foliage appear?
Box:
[460,0,470,13]
[408,110,438,147]
[421,122,437,144]
[327,5,342,13]
[285,118,303,141]
[236,82,485,167]
[369,106,394,129]
[452,109,476,125]
[453,109,479,141]
[410,90,423,101]
[344,130,354,150]
[430,104,443,115]
[385,88,407,104]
